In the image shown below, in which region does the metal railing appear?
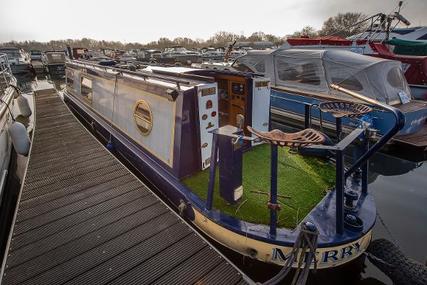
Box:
[0,54,13,94]
[207,84,405,237]
[307,84,405,234]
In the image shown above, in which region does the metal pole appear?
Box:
[362,137,369,194]
[304,105,310,129]
[270,144,278,236]
[336,150,344,235]
[336,117,342,140]
[206,133,218,210]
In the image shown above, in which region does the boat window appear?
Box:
[276,59,321,86]
[417,33,427,40]
[232,59,255,73]
[80,76,93,103]
[133,100,153,135]
[66,70,74,90]
[232,56,265,73]
[387,67,405,88]
[331,76,363,91]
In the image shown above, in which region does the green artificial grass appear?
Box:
[183,144,336,229]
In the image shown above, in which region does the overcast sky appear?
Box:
[1,0,426,43]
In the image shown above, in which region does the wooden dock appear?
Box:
[0,87,250,285]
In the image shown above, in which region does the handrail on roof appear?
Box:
[69,60,215,87]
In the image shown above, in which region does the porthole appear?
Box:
[133,100,153,135]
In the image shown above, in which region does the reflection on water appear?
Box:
[13,75,427,285]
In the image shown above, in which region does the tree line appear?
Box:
[0,13,367,51]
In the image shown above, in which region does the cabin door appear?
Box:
[251,78,271,145]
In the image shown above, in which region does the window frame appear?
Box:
[133,99,153,136]
[80,75,93,103]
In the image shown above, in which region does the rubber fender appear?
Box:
[367,238,427,285]
[9,121,30,156]
[16,95,32,117]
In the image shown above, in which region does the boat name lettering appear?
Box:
[272,241,361,264]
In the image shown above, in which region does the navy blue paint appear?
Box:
[336,117,342,139]
[270,144,278,236]
[304,104,310,128]
[344,97,405,179]
[362,137,369,194]
[207,133,218,210]
[218,131,243,204]
[336,150,345,235]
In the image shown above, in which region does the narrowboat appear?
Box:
[42,50,66,76]
[0,53,32,202]
[0,48,32,74]
[63,60,403,269]
[0,54,16,198]
[233,48,427,137]
[29,50,45,74]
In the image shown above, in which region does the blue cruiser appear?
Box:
[64,60,404,269]
[233,49,427,138]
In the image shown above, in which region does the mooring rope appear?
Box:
[261,222,319,285]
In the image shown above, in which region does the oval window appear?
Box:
[133,100,153,135]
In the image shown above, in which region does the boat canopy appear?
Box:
[233,48,411,105]
[386,38,427,56]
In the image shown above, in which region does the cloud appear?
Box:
[1,0,426,43]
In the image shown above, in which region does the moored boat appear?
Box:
[0,47,32,74]
[233,48,427,137]
[42,50,66,76]
[63,59,403,269]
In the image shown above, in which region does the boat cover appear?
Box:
[233,49,411,105]
[387,38,427,56]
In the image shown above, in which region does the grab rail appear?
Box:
[329,84,405,179]
[273,84,405,235]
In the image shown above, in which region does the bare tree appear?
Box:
[289,26,318,38]
[319,12,368,38]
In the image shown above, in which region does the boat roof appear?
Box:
[0,47,20,51]
[235,48,410,104]
[144,66,200,74]
[68,61,213,91]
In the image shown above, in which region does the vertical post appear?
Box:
[269,144,278,236]
[206,133,218,210]
[304,104,310,129]
[361,137,369,194]
[335,150,344,235]
[336,117,342,140]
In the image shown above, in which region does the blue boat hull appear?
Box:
[270,88,427,136]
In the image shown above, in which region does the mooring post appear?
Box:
[269,144,279,236]
[361,136,369,194]
[336,149,345,234]
[336,117,342,139]
[206,133,218,211]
